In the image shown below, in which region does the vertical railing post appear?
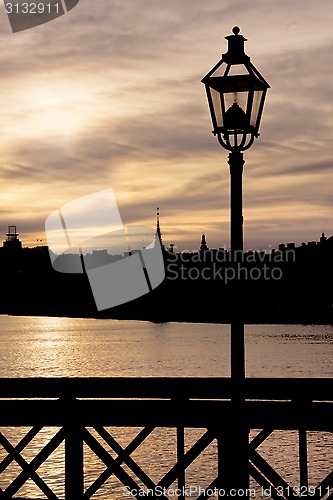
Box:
[218,425,249,498]
[299,428,308,489]
[64,397,84,500]
[177,426,185,500]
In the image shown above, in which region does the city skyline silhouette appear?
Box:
[1,222,332,324]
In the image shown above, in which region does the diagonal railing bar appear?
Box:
[0,428,65,500]
[157,430,216,489]
[195,477,219,500]
[0,430,59,500]
[249,462,282,500]
[95,426,158,486]
[83,463,120,500]
[0,426,42,474]
[82,427,166,500]
[82,428,109,499]
[83,426,157,499]
[249,449,295,500]
[315,469,333,500]
[96,426,155,456]
[89,427,217,500]
[249,429,274,451]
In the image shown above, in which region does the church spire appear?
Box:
[156,207,165,249]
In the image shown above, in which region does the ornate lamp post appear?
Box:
[202,27,269,494]
[202,26,269,382]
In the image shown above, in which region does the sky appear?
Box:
[0,0,333,252]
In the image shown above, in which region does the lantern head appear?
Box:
[202,27,270,151]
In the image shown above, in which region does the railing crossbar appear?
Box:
[158,430,215,489]
[249,463,282,500]
[249,449,294,500]
[0,427,64,500]
[90,425,158,495]
[0,425,42,474]
[249,428,273,450]
[316,468,333,499]
[83,427,160,500]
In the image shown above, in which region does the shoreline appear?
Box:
[2,310,333,327]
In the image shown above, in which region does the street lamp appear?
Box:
[201,28,269,495]
[202,26,269,379]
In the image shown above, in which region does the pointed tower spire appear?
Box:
[156,207,165,250]
[200,233,208,252]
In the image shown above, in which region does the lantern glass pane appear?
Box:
[250,90,263,127]
[224,90,248,114]
[209,61,228,78]
[211,88,223,127]
[228,64,248,76]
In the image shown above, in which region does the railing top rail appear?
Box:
[0,377,332,400]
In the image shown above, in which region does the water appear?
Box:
[1,315,333,378]
[0,315,332,498]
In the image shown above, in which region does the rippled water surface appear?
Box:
[0,316,332,377]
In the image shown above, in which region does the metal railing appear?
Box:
[0,377,332,499]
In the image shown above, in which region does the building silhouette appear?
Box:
[0,224,333,324]
[3,225,22,251]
